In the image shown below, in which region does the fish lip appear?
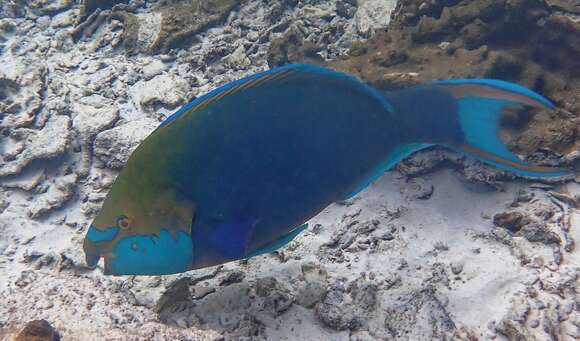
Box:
[85,252,101,269]
[83,224,119,270]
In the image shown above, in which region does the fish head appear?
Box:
[83,175,195,276]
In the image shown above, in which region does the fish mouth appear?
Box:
[85,252,101,269]
[83,224,118,270]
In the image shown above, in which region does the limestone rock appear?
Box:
[546,0,580,14]
[79,0,130,22]
[72,95,119,139]
[93,117,158,169]
[354,0,397,37]
[129,73,191,113]
[14,319,59,341]
[149,0,241,53]
[493,211,529,233]
[27,0,74,16]
[0,115,71,177]
[0,62,46,129]
[28,173,77,219]
[0,167,45,192]
[267,26,323,68]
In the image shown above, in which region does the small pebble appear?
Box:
[450,262,463,275]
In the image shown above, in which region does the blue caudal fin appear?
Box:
[433,79,569,178]
[246,224,308,258]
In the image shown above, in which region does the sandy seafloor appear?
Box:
[0,0,579,340]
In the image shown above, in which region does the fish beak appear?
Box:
[83,224,119,270]
[85,252,101,269]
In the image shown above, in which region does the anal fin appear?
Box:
[343,143,434,200]
[246,224,308,258]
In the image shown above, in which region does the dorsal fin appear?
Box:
[156,64,394,131]
[159,67,300,130]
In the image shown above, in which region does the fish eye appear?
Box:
[117,215,130,230]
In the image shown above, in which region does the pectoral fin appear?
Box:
[208,220,256,259]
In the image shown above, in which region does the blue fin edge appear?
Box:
[433,78,555,108]
[343,143,434,200]
[246,223,308,258]
[160,64,394,128]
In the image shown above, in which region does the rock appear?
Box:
[493,211,529,233]
[222,44,251,69]
[348,279,377,311]
[0,167,45,192]
[72,96,119,139]
[267,26,323,68]
[354,0,398,37]
[521,222,561,245]
[460,18,489,50]
[51,10,77,28]
[14,319,59,341]
[155,277,199,327]
[0,199,9,214]
[450,262,464,275]
[27,173,77,219]
[546,0,580,14]
[129,73,191,113]
[255,276,278,297]
[315,300,360,331]
[260,286,294,316]
[336,1,357,19]
[156,277,191,314]
[225,314,264,340]
[313,277,377,331]
[509,108,578,158]
[296,281,327,308]
[93,117,158,169]
[192,285,215,300]
[0,62,46,129]
[0,2,27,17]
[141,60,170,80]
[433,242,449,252]
[14,270,37,288]
[27,0,74,16]
[495,318,534,341]
[0,115,71,177]
[149,0,241,53]
[219,270,245,286]
[404,178,434,200]
[78,0,130,22]
[383,287,455,339]
[381,231,394,241]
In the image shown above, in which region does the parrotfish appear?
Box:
[83,64,568,275]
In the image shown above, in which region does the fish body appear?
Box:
[83,64,568,275]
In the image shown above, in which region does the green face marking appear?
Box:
[83,127,196,274]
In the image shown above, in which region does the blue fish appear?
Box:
[83,64,568,275]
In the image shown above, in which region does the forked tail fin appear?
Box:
[432,78,570,178]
